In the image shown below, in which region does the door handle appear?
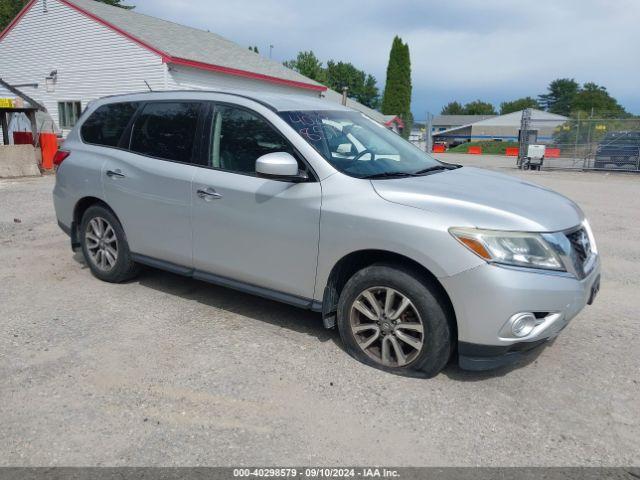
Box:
[106,169,126,178]
[197,187,223,201]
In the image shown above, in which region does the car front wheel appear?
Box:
[337,264,453,377]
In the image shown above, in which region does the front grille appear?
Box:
[566,227,591,269]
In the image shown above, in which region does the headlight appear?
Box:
[449,227,565,271]
[583,219,598,255]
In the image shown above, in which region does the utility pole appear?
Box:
[518,108,532,168]
[269,45,274,59]
[425,111,433,153]
[574,111,580,164]
[341,87,349,106]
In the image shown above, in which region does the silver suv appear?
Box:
[53,91,600,376]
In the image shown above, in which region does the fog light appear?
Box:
[510,313,537,338]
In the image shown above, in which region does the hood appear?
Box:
[372,167,584,232]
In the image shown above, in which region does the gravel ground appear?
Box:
[1,156,638,466]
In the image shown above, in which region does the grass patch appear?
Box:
[448,141,519,154]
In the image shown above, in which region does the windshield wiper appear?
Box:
[413,164,460,175]
[360,172,416,179]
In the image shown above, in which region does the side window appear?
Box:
[130,102,200,163]
[81,102,139,147]
[209,105,296,174]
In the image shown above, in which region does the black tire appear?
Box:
[80,204,140,283]
[337,264,453,377]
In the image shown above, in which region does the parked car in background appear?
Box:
[53,91,600,376]
[594,131,640,169]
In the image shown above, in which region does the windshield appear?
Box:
[279,110,445,178]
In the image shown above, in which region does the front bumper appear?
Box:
[441,258,600,371]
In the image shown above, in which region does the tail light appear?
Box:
[53,150,70,166]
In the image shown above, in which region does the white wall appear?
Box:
[167,64,322,98]
[0,0,166,134]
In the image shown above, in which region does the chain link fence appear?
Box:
[518,109,640,172]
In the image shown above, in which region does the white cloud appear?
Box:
[131,0,640,114]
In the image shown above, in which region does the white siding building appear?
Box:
[0,0,345,137]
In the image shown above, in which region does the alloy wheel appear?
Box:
[349,286,424,367]
[85,217,118,272]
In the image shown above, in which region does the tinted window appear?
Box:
[81,102,139,147]
[209,105,296,174]
[131,102,200,163]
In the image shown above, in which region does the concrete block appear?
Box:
[0,145,41,178]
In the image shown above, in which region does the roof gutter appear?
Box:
[165,57,326,92]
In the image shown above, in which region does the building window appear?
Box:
[58,101,82,129]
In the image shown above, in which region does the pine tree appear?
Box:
[538,78,579,116]
[381,36,413,138]
[441,101,465,115]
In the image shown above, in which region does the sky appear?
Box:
[130,0,640,117]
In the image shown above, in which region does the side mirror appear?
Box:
[256,152,307,181]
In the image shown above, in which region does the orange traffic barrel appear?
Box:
[505,147,519,156]
[39,133,58,170]
[467,145,482,154]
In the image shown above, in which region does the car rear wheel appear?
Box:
[337,264,453,377]
[80,205,140,283]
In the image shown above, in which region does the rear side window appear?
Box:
[81,102,139,147]
[130,102,201,163]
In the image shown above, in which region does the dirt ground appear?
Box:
[1,155,638,466]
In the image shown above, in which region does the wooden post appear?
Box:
[1,112,10,145]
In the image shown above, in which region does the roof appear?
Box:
[0,78,46,111]
[432,114,496,126]
[476,109,567,126]
[2,0,326,92]
[433,109,568,137]
[88,89,355,113]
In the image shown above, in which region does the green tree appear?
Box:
[283,52,380,109]
[0,0,27,31]
[463,100,496,115]
[572,82,627,117]
[360,74,380,110]
[326,60,380,109]
[499,96,539,114]
[248,46,259,54]
[283,50,326,84]
[538,78,579,116]
[381,36,412,138]
[93,0,134,8]
[440,101,465,115]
